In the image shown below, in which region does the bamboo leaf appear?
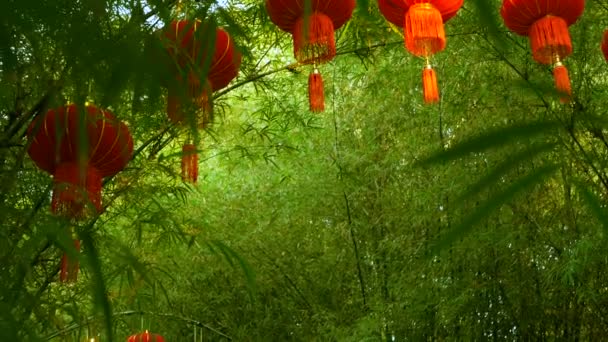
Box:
[453,142,556,206]
[431,164,559,254]
[419,120,561,166]
[577,183,608,239]
[81,231,114,342]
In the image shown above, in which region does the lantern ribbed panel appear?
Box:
[164,21,241,91]
[207,28,241,91]
[529,16,572,64]
[378,0,409,27]
[601,30,608,62]
[500,0,585,36]
[127,331,166,342]
[164,20,198,70]
[265,0,355,33]
[405,4,446,56]
[27,105,133,178]
[293,13,336,64]
[404,0,463,22]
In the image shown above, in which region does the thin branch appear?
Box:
[214,40,404,99]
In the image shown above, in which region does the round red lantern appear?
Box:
[27,104,133,282]
[127,331,165,342]
[266,0,356,112]
[602,29,608,62]
[501,0,585,102]
[378,0,463,104]
[163,21,241,183]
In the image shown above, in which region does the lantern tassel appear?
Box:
[405,3,446,57]
[52,162,102,218]
[181,144,198,183]
[529,16,572,65]
[422,65,439,104]
[293,12,336,64]
[553,63,572,103]
[308,69,325,112]
[60,239,81,283]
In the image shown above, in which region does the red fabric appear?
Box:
[127,331,165,342]
[181,144,198,184]
[27,104,133,179]
[167,74,213,128]
[163,21,241,92]
[405,4,446,56]
[378,0,409,27]
[500,0,585,36]
[422,66,439,104]
[308,71,325,112]
[266,0,355,33]
[553,64,572,102]
[207,28,241,91]
[529,15,572,64]
[601,29,608,62]
[404,0,463,22]
[164,20,198,69]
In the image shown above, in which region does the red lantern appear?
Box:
[501,0,585,102]
[27,104,133,282]
[602,29,608,62]
[127,331,165,342]
[266,0,356,112]
[378,0,462,104]
[163,21,241,183]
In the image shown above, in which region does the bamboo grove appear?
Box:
[2,0,608,340]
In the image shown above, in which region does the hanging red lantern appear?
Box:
[163,21,241,183]
[602,29,608,62]
[378,0,462,104]
[127,331,165,342]
[266,0,356,112]
[27,104,133,282]
[501,0,585,102]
